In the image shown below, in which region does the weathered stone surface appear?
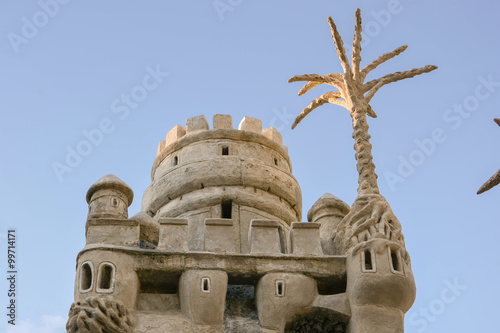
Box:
[166,124,187,146]
[86,218,139,246]
[131,212,160,246]
[213,114,233,129]
[86,174,134,205]
[248,219,281,254]
[157,140,166,156]
[157,217,189,252]
[238,116,262,134]
[289,222,323,256]
[204,218,236,253]
[67,297,136,333]
[262,127,283,145]
[179,270,228,325]
[186,115,209,133]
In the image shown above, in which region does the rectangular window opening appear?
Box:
[80,262,92,292]
[201,277,211,293]
[221,200,232,219]
[317,274,347,295]
[364,250,373,271]
[222,146,229,155]
[137,271,180,294]
[173,156,179,166]
[391,250,401,272]
[99,265,113,290]
[276,280,284,297]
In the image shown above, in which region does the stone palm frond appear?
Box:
[477,118,500,194]
[289,8,438,129]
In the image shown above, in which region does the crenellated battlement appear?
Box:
[156,115,285,159]
[85,215,326,258]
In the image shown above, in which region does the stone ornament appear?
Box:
[66,297,136,333]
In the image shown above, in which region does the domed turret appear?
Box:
[308,193,350,255]
[142,114,302,252]
[86,174,134,220]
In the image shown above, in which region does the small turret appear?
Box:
[308,193,350,255]
[86,174,134,220]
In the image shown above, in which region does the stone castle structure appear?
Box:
[67,8,436,332]
[67,114,415,333]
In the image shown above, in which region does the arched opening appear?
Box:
[79,262,93,292]
[97,263,115,292]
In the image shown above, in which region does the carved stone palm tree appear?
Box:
[289,9,437,197]
[289,11,437,331]
[290,9,437,258]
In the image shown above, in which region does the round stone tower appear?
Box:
[86,174,134,220]
[142,114,302,252]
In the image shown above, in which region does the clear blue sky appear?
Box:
[1,1,498,332]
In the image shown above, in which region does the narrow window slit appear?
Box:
[221,200,232,219]
[276,280,284,297]
[201,277,211,293]
[173,156,179,166]
[391,249,401,272]
[364,250,373,271]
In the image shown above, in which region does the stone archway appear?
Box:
[284,309,348,333]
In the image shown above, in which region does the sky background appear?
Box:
[0,1,499,332]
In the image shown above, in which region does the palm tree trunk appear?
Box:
[351,106,380,195]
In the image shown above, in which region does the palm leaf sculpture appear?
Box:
[289,9,437,255]
[477,118,500,194]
